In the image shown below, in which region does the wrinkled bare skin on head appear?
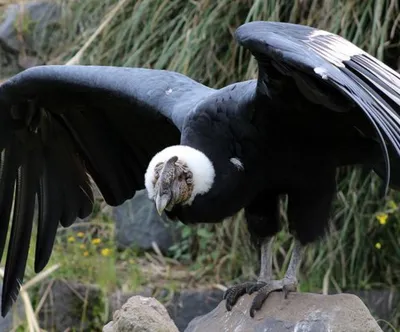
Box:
[153,156,194,213]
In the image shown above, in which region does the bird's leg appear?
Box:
[259,235,274,281]
[223,236,275,310]
[224,238,303,317]
[248,239,303,317]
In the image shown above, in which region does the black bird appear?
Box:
[0,21,399,318]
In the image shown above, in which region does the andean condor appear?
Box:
[0,21,399,318]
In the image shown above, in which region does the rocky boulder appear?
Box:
[0,282,24,331]
[0,1,62,76]
[104,295,179,332]
[112,189,180,253]
[0,1,61,54]
[185,291,383,332]
[109,288,224,331]
[38,279,104,331]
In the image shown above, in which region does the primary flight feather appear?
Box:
[0,21,399,317]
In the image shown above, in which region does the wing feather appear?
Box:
[235,21,400,192]
[2,146,41,316]
[0,142,19,262]
[0,65,214,316]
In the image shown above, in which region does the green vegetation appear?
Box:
[0,0,399,331]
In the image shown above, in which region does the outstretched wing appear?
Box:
[235,21,400,190]
[0,65,214,315]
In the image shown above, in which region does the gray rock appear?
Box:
[38,279,104,331]
[103,320,114,332]
[105,295,179,332]
[113,189,180,253]
[108,288,154,316]
[337,289,399,325]
[166,289,223,331]
[0,282,24,331]
[108,288,224,331]
[185,292,383,332]
[0,1,61,54]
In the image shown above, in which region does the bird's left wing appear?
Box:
[235,21,400,190]
[0,65,214,315]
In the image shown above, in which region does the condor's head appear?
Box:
[144,145,216,215]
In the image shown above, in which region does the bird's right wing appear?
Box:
[235,21,400,190]
[0,65,214,316]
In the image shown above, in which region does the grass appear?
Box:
[0,0,399,331]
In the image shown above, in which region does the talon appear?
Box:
[250,292,266,317]
[248,279,286,317]
[223,281,260,311]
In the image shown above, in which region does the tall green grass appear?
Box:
[0,0,399,330]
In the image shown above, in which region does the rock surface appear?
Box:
[38,280,104,331]
[0,0,62,76]
[104,295,179,332]
[340,289,399,326]
[0,282,24,331]
[112,189,180,253]
[167,289,223,331]
[109,288,224,331]
[185,292,383,332]
[0,1,61,53]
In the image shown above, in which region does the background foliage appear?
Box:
[0,0,399,331]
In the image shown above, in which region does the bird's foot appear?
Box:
[224,276,298,317]
[223,281,265,311]
[249,276,298,317]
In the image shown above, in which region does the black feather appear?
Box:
[2,144,40,316]
[35,117,94,272]
[59,110,132,206]
[0,140,20,262]
[35,159,63,273]
[0,65,200,317]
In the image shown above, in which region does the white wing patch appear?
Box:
[165,88,173,95]
[314,67,329,80]
[230,157,244,171]
[306,30,365,67]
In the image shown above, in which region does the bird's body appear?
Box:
[0,21,399,317]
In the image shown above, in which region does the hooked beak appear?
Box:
[155,193,171,216]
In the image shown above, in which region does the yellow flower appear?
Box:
[77,232,85,238]
[67,236,75,243]
[91,238,101,245]
[388,200,398,210]
[101,248,112,257]
[375,242,382,250]
[79,244,86,249]
[83,251,89,257]
[376,213,388,225]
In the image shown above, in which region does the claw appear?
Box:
[224,278,298,317]
[249,280,284,317]
[224,281,261,311]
